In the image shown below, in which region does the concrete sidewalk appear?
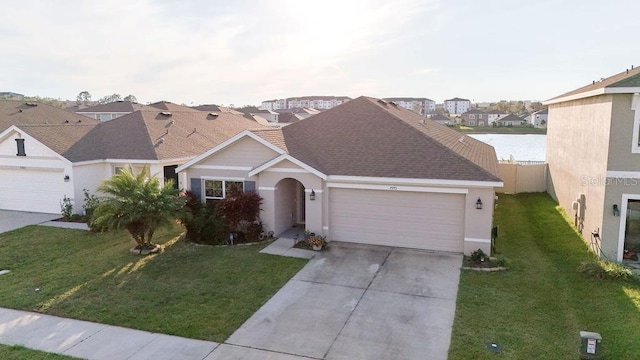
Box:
[0,210,59,234]
[0,308,219,360]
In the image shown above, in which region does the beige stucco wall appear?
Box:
[546,95,612,253]
[463,187,496,255]
[607,94,638,170]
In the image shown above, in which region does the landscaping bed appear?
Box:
[0,225,307,342]
[449,193,640,359]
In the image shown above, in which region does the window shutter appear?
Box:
[190,178,202,200]
[244,181,256,192]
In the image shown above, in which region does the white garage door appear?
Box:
[0,168,67,214]
[330,188,465,252]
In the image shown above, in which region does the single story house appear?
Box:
[0,101,265,213]
[177,96,503,255]
[494,113,527,127]
[544,66,640,262]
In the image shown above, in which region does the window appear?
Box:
[114,166,124,175]
[204,179,243,201]
[469,114,475,119]
[15,138,25,156]
[632,94,640,153]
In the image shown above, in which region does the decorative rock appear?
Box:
[129,244,162,255]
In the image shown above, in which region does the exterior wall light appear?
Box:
[613,204,620,216]
[64,175,70,182]
[309,190,316,201]
[476,197,483,210]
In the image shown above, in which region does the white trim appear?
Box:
[304,189,324,193]
[606,171,640,178]
[464,237,491,244]
[264,168,308,174]
[176,131,285,173]
[258,186,278,191]
[248,154,327,180]
[200,176,245,181]
[328,182,469,194]
[72,157,193,166]
[0,165,65,172]
[617,194,640,261]
[631,94,640,153]
[326,175,501,188]
[192,165,252,171]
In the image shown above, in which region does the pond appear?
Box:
[469,134,546,162]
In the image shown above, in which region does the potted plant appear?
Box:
[308,235,326,251]
[304,229,311,241]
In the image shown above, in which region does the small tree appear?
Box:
[91,166,186,250]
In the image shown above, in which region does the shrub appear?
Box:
[469,248,487,263]
[60,196,73,220]
[308,235,327,249]
[180,191,229,245]
[216,184,263,232]
[82,188,102,219]
[579,258,638,282]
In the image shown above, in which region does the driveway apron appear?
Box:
[222,242,462,360]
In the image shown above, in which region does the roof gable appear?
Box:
[176,130,285,173]
[0,125,73,163]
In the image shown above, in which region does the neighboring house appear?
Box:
[460,109,487,126]
[494,113,527,127]
[177,96,502,255]
[383,97,436,115]
[0,101,266,214]
[486,110,506,125]
[531,108,548,128]
[444,97,471,115]
[75,101,148,121]
[544,66,640,262]
[427,113,454,125]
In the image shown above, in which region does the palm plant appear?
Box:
[91,166,186,250]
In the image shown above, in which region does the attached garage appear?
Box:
[329,188,465,252]
[0,167,67,214]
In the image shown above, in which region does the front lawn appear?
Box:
[449,193,640,359]
[0,225,307,342]
[0,345,78,359]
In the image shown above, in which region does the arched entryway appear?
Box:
[272,178,306,235]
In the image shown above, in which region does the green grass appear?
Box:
[0,345,78,359]
[0,225,307,342]
[449,193,640,359]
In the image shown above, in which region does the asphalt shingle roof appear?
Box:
[75,101,148,113]
[0,100,99,133]
[277,97,500,182]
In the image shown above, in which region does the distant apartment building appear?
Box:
[260,99,287,111]
[261,96,351,111]
[444,97,471,115]
[383,97,435,115]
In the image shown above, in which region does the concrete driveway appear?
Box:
[219,242,462,360]
[0,210,58,234]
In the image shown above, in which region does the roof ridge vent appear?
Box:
[25,102,37,107]
[378,99,387,105]
[160,111,172,116]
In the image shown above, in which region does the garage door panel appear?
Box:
[330,188,465,252]
[0,168,66,214]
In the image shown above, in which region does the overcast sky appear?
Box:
[1,0,639,106]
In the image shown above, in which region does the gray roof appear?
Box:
[0,100,99,133]
[445,97,470,102]
[276,97,500,182]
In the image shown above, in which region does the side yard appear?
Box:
[449,193,640,359]
[0,225,307,342]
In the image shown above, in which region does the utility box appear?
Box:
[579,331,602,359]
